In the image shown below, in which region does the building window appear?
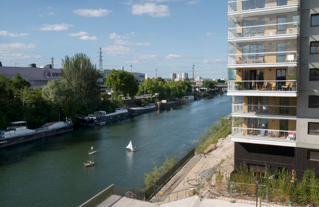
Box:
[310,42,319,54]
[308,122,319,135]
[309,151,319,161]
[311,14,319,27]
[310,69,319,81]
[309,96,319,108]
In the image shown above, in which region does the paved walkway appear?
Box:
[150,154,202,203]
[97,195,158,207]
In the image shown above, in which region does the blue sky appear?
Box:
[0,0,228,79]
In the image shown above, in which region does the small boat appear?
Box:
[126,140,137,152]
[84,161,94,167]
[88,146,96,155]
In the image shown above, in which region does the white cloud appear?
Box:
[40,23,73,31]
[39,15,43,17]
[80,35,98,41]
[188,1,198,4]
[68,31,88,36]
[165,54,182,59]
[0,53,42,60]
[132,3,170,17]
[102,45,134,56]
[0,31,29,37]
[114,39,150,46]
[203,59,226,64]
[135,42,150,46]
[0,43,35,53]
[109,33,122,39]
[73,8,112,17]
[124,60,148,64]
[137,55,158,59]
[0,43,41,60]
[206,32,214,36]
[48,7,51,9]
[48,12,54,15]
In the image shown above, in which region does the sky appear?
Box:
[0,0,228,79]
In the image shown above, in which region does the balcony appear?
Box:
[232,127,296,147]
[228,80,297,97]
[228,22,299,42]
[228,51,298,68]
[232,104,297,119]
[228,0,298,18]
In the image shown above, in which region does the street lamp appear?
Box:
[155,69,157,78]
[130,65,132,73]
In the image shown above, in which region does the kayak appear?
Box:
[84,162,94,167]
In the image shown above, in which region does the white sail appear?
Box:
[126,141,133,151]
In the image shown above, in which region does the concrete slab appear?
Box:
[97,195,159,207]
[199,198,255,207]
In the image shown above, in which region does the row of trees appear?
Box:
[0,53,193,130]
[0,53,122,130]
[136,77,192,101]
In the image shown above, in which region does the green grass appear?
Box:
[195,119,232,153]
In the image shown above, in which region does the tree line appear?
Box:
[0,53,193,130]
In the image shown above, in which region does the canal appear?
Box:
[0,95,231,207]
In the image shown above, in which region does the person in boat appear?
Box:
[133,146,137,151]
[89,146,94,153]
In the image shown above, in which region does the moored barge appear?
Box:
[0,120,73,148]
[77,108,129,126]
[128,104,156,116]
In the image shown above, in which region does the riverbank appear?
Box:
[149,134,234,204]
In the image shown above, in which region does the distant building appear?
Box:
[130,72,145,83]
[171,73,176,80]
[0,65,61,89]
[182,72,188,81]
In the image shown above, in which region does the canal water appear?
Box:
[0,95,231,207]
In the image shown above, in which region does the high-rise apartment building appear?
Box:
[182,72,188,81]
[171,73,177,80]
[227,0,319,178]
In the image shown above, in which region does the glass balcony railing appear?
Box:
[228,22,299,39]
[232,127,296,141]
[232,104,297,116]
[228,51,298,65]
[228,80,297,92]
[228,0,298,13]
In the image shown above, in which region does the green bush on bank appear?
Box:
[195,117,232,153]
[143,155,178,190]
[229,164,319,206]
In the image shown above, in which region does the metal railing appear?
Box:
[232,104,297,116]
[228,0,298,13]
[228,51,298,65]
[228,80,297,92]
[232,127,297,141]
[228,22,299,39]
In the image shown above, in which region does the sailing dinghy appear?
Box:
[126,140,137,152]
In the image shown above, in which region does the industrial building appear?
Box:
[227,0,319,178]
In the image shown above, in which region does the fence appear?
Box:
[79,184,114,207]
[144,148,195,200]
[154,188,194,204]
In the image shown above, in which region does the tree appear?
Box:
[42,79,77,121]
[12,75,31,89]
[202,80,216,89]
[60,53,101,110]
[104,69,139,100]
